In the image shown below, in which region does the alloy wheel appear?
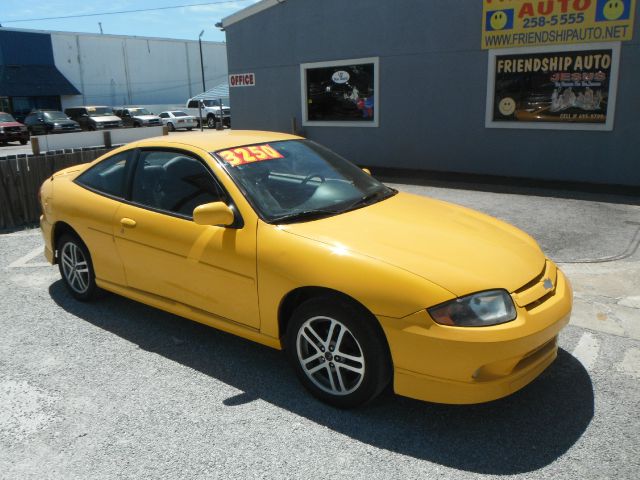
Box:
[296,316,365,396]
[60,241,90,294]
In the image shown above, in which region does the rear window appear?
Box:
[76,152,129,198]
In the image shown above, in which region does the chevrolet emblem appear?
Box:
[543,278,553,290]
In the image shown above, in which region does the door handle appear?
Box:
[120,217,137,228]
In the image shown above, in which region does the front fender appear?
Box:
[257,223,454,338]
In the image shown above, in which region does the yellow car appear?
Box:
[39,131,572,408]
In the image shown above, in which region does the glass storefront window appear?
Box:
[300,57,379,127]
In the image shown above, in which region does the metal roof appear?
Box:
[221,0,283,28]
[191,83,230,100]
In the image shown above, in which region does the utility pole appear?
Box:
[198,30,206,93]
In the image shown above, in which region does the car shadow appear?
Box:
[49,281,594,475]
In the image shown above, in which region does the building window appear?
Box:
[300,57,379,127]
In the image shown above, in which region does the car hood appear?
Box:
[281,192,545,297]
[0,121,25,127]
[92,115,120,122]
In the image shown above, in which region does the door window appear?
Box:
[131,151,225,217]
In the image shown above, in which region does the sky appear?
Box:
[0,0,261,42]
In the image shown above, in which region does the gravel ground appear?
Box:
[1,183,639,480]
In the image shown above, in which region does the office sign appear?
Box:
[229,73,256,87]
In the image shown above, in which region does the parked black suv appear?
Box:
[23,110,82,135]
[64,106,123,131]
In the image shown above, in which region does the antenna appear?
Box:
[98,22,103,34]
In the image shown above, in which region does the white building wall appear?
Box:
[51,32,227,109]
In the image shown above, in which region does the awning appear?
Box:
[0,64,81,97]
[192,83,229,100]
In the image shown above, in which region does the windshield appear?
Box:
[214,140,395,223]
[0,113,16,122]
[88,107,114,117]
[130,108,152,115]
[44,111,70,121]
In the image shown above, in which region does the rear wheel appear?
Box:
[57,234,99,301]
[20,139,28,145]
[168,122,175,132]
[286,297,391,408]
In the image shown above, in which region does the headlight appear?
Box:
[95,123,104,129]
[53,123,62,129]
[428,290,516,327]
[117,121,124,127]
[0,126,4,133]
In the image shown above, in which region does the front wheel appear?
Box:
[286,297,392,408]
[167,122,175,132]
[57,234,99,301]
[207,116,217,129]
[20,139,28,145]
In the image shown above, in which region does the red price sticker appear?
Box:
[218,144,284,166]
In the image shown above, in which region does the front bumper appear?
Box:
[378,265,572,404]
[0,131,29,142]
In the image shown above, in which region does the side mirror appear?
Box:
[193,202,234,226]
[362,168,372,175]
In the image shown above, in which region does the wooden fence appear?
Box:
[0,148,113,230]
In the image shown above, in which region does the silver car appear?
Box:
[158,110,197,131]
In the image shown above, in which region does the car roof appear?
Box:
[133,130,303,152]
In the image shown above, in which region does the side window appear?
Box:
[187,100,198,108]
[131,151,225,217]
[76,151,129,197]
[159,113,168,118]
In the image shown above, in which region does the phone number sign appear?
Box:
[482,0,636,49]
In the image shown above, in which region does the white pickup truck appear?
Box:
[184,98,231,129]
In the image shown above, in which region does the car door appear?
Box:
[113,148,260,328]
[71,149,132,286]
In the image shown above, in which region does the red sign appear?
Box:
[229,73,255,87]
[218,144,284,166]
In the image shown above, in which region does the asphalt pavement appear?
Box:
[1,182,639,479]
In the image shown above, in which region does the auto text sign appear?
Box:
[482,0,636,49]
[485,42,620,130]
[229,73,256,87]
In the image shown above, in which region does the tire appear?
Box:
[57,233,99,301]
[20,139,28,145]
[187,127,193,131]
[207,116,216,129]
[168,122,175,132]
[285,297,392,408]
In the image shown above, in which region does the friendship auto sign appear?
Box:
[482,0,636,48]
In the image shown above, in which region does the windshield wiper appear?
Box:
[269,209,340,224]
[342,188,397,212]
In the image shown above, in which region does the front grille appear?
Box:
[5,126,21,133]
[513,261,557,310]
[103,122,120,128]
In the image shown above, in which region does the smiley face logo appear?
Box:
[490,11,508,30]
[603,0,625,20]
[498,97,516,116]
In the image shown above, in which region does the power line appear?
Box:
[2,1,252,24]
